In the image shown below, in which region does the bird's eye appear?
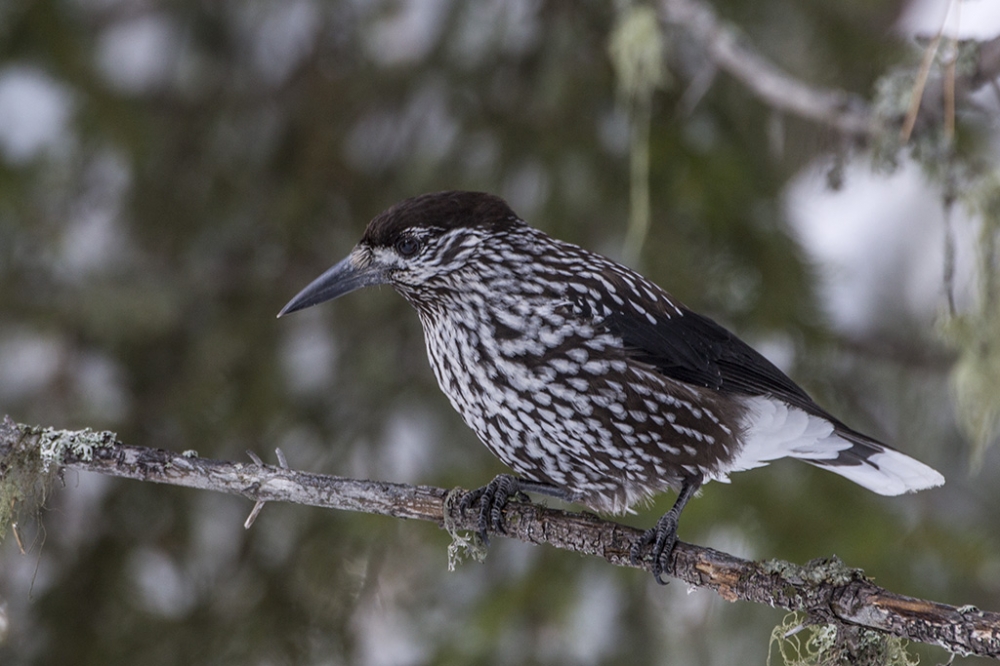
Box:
[395,236,420,257]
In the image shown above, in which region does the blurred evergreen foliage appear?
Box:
[0,1,995,664]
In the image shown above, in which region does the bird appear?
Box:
[278,190,945,583]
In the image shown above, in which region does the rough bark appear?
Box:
[1,417,997,659]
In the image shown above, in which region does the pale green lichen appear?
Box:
[1,421,117,540]
[870,38,985,172]
[608,4,669,263]
[761,556,866,588]
[868,35,1000,470]
[442,487,487,571]
[768,612,920,666]
[608,5,667,104]
[36,426,117,473]
[937,174,1000,468]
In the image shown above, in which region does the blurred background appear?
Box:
[1,0,999,664]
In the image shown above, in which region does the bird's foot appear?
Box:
[629,475,702,584]
[459,474,530,546]
[630,511,680,585]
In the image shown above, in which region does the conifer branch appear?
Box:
[1,417,997,660]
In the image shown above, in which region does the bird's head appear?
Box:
[278,191,522,317]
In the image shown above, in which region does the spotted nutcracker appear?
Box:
[278,191,944,583]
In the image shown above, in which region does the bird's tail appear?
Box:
[726,396,944,496]
[798,429,945,496]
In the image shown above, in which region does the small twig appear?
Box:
[244,450,267,528]
[943,168,958,317]
[12,521,25,555]
[244,449,289,527]
[944,38,957,142]
[676,60,718,117]
[901,34,942,143]
[945,0,962,145]
[244,498,266,529]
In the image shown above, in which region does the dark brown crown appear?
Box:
[361,191,521,247]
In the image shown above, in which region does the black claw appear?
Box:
[629,528,655,567]
[630,518,678,585]
[460,474,523,546]
[459,486,485,512]
[650,513,679,584]
[630,474,703,584]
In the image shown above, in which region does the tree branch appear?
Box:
[2,416,997,659]
[659,0,1000,139]
[659,0,873,136]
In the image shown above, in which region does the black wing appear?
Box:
[597,287,823,417]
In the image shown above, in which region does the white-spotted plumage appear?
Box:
[397,221,750,514]
[279,191,945,580]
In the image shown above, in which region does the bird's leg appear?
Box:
[630,473,703,584]
[460,474,572,545]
